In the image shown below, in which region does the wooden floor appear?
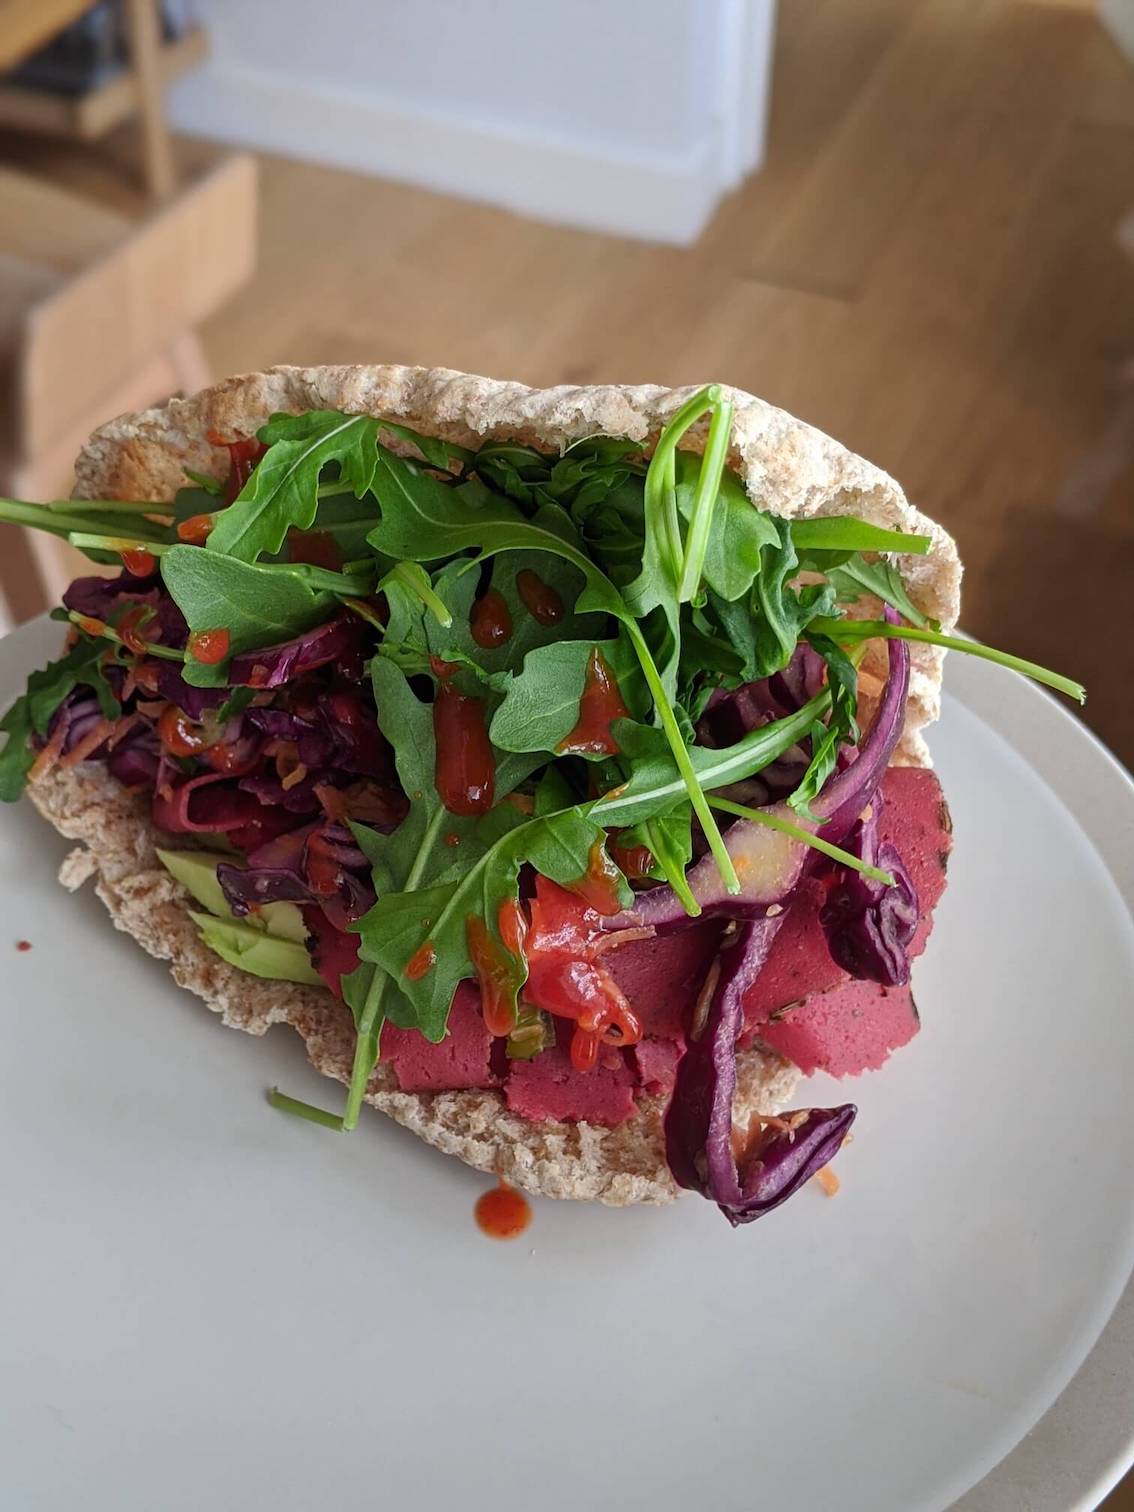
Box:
[4,0,1133,771]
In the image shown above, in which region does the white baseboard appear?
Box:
[168,60,732,246]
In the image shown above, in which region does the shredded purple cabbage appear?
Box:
[216,820,374,925]
[662,916,857,1223]
[155,664,227,720]
[229,617,364,689]
[820,795,918,985]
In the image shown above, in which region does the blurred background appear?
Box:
[0,0,1131,789]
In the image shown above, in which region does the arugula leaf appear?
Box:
[474,441,553,502]
[161,545,372,687]
[207,411,380,562]
[368,431,741,895]
[787,719,842,823]
[623,804,694,885]
[789,518,931,556]
[596,693,830,827]
[823,555,936,630]
[0,635,119,801]
[674,453,778,602]
[489,635,646,756]
[375,420,473,474]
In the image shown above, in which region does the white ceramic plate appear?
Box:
[2,614,1133,1512]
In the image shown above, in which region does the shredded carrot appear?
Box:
[591,926,656,955]
[814,1165,840,1197]
[59,718,119,769]
[107,713,139,748]
[280,763,309,792]
[313,784,349,822]
[27,721,69,782]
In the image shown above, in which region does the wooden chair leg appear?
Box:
[123,0,176,200]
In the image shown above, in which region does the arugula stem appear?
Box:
[67,611,185,662]
[341,804,447,1131]
[69,533,171,556]
[266,1088,344,1130]
[810,618,1086,704]
[623,618,740,896]
[0,497,171,540]
[643,386,719,584]
[677,396,733,603]
[341,970,390,1132]
[708,796,895,885]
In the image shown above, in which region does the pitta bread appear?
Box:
[27,366,961,1204]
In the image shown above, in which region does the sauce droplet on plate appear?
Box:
[15,940,32,952]
[469,587,513,649]
[475,1181,531,1240]
[516,569,564,627]
[558,648,629,756]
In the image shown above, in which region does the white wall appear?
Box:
[170,0,776,244]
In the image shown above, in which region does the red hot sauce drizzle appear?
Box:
[187,628,231,665]
[469,588,513,649]
[522,878,643,1073]
[516,569,564,627]
[431,664,496,817]
[611,833,654,881]
[466,899,528,1037]
[557,648,629,757]
[475,1180,531,1240]
[177,513,215,544]
[563,839,626,916]
[405,940,437,980]
[208,433,269,504]
[120,547,156,579]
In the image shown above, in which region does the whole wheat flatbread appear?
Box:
[26,366,961,1205]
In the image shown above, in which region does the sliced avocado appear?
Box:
[189,911,323,987]
[157,848,309,944]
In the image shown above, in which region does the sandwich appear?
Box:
[0,366,1083,1225]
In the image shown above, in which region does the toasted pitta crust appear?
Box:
[31,365,961,1204]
